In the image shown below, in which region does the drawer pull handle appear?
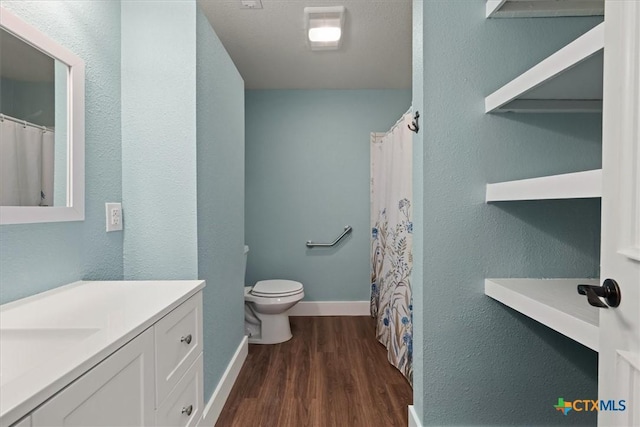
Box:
[182,405,193,416]
[181,334,192,345]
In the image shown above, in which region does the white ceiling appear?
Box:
[197,0,412,90]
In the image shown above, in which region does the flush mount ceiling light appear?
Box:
[304,6,345,51]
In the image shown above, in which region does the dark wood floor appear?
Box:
[215,316,413,427]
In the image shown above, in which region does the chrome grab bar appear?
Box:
[306,226,352,248]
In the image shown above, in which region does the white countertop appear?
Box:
[0,280,205,427]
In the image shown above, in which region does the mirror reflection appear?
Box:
[0,28,67,207]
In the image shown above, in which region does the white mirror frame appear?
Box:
[0,7,84,225]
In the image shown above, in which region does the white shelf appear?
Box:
[486,169,601,202]
[485,23,604,113]
[486,0,604,19]
[485,278,599,351]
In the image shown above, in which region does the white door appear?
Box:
[32,328,155,426]
[599,1,640,425]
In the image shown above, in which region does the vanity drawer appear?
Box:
[154,291,203,406]
[155,354,203,427]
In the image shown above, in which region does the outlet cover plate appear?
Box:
[105,203,123,232]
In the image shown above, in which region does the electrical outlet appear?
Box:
[105,203,123,232]
[111,208,120,225]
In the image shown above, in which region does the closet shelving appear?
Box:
[486,0,604,19]
[486,169,601,202]
[485,22,603,113]
[485,279,599,351]
[484,7,604,351]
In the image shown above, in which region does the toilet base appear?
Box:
[247,312,293,345]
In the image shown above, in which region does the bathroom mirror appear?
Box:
[0,7,84,224]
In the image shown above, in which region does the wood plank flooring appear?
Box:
[215,316,413,427]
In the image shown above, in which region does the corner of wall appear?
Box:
[195,7,246,402]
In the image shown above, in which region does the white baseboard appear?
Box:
[408,405,422,427]
[199,336,248,426]
[288,301,370,316]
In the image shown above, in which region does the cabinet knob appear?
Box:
[180,334,192,345]
[181,404,193,416]
[577,279,621,308]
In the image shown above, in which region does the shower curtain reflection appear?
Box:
[0,117,54,206]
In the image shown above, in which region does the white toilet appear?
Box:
[243,246,304,344]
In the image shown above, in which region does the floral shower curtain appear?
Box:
[370,111,413,385]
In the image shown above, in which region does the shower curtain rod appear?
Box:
[0,113,53,133]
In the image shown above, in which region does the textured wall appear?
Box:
[416,1,602,425]
[245,90,411,301]
[121,0,198,280]
[196,8,246,401]
[0,1,123,304]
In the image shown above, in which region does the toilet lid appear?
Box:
[251,280,303,297]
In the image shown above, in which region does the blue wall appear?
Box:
[0,0,123,304]
[196,8,245,400]
[245,90,411,301]
[121,0,198,280]
[415,1,602,425]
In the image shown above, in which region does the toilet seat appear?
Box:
[251,280,303,298]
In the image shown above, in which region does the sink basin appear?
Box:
[0,328,100,386]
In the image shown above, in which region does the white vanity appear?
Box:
[0,280,205,427]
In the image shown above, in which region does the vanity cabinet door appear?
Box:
[31,328,155,426]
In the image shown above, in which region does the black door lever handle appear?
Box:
[577,284,608,308]
[577,279,621,309]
